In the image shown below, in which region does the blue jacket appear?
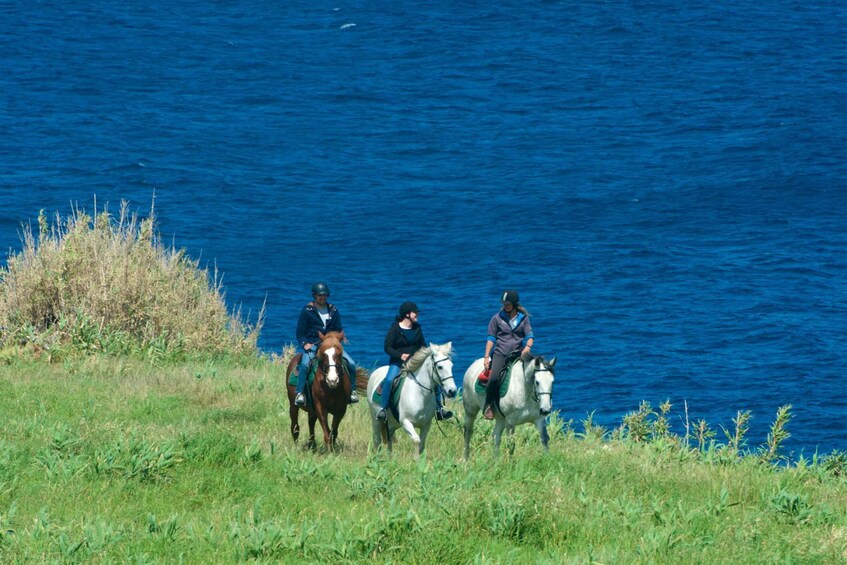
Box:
[296,303,343,348]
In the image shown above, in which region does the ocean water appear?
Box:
[1,1,845,455]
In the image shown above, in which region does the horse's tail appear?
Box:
[355,367,369,392]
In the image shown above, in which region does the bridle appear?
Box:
[316,345,341,381]
[410,353,454,393]
[531,363,554,404]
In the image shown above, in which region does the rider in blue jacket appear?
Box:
[294,282,358,406]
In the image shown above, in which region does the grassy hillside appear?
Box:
[0,204,844,562]
[0,354,845,563]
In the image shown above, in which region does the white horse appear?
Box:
[367,342,457,458]
[462,354,556,459]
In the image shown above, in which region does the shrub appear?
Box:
[0,201,262,360]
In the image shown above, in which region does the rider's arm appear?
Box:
[521,318,534,353]
[384,323,402,359]
[296,308,311,348]
[484,336,495,368]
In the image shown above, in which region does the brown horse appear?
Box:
[286,331,351,450]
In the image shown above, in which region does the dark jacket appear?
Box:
[296,303,343,348]
[384,321,425,366]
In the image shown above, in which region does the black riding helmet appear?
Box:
[501,290,519,305]
[398,301,418,319]
[311,282,330,297]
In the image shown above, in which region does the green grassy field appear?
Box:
[0,353,845,563]
[0,206,844,562]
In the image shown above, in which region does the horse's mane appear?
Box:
[406,342,452,373]
[319,331,343,353]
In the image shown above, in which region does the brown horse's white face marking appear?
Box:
[322,345,341,388]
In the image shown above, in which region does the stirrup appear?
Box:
[349,390,359,404]
[376,408,387,422]
[436,408,453,421]
[294,393,306,407]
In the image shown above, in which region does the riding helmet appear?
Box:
[311,282,330,296]
[398,301,419,319]
[501,290,520,305]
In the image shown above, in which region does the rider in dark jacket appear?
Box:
[294,282,358,406]
[376,301,452,422]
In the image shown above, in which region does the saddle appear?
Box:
[475,352,522,398]
[371,370,409,421]
[288,354,353,409]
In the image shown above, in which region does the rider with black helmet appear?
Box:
[482,290,534,419]
[294,282,359,406]
[376,301,452,422]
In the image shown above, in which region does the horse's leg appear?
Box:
[400,419,422,460]
[307,413,318,450]
[418,421,432,457]
[506,425,516,458]
[289,404,300,443]
[537,418,550,452]
[463,411,476,461]
[492,418,507,458]
[316,408,332,450]
[371,418,383,452]
[463,388,481,461]
[330,413,342,451]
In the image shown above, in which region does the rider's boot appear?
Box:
[435,387,452,420]
[294,366,307,407]
[376,408,388,422]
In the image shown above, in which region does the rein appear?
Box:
[408,355,452,393]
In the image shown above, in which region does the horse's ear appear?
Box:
[548,356,557,368]
[318,331,326,340]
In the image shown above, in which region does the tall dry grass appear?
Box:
[0,201,262,359]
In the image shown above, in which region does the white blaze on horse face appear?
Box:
[324,346,340,387]
[535,368,554,414]
[439,358,458,398]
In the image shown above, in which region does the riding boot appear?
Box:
[435,386,453,420]
[294,365,307,407]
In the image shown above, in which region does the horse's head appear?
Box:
[429,342,457,398]
[317,334,344,389]
[529,355,556,415]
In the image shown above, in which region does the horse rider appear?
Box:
[294,282,359,406]
[483,290,533,420]
[376,301,453,423]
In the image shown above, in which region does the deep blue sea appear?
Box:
[1,1,845,456]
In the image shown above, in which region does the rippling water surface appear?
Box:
[1,1,845,454]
